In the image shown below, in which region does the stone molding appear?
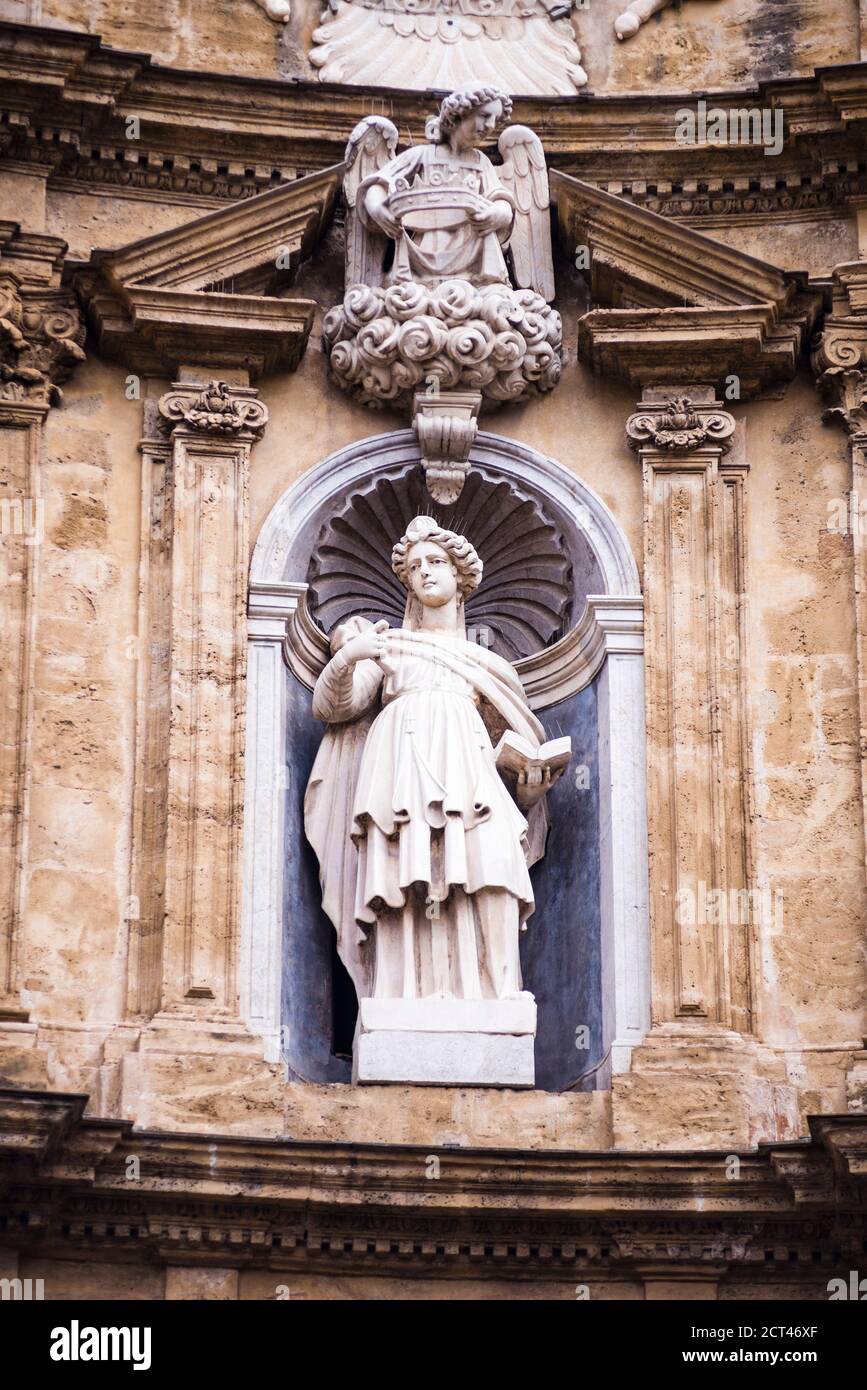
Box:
[74,166,341,378]
[2,24,865,176]
[580,303,806,399]
[552,170,804,311]
[0,1088,865,1288]
[245,432,649,1081]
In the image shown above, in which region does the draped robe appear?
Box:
[304,627,548,1002]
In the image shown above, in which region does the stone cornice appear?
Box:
[579,303,807,398]
[553,170,821,396]
[75,279,315,378]
[0,1089,864,1277]
[1,22,865,187]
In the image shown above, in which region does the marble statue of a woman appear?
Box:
[304,517,567,1081]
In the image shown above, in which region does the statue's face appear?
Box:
[406,540,458,607]
[452,98,503,150]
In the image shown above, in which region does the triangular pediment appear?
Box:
[75,163,343,378]
[551,169,824,396]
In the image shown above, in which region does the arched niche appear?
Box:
[243,431,649,1090]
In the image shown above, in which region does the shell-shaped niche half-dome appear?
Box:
[306,467,574,663]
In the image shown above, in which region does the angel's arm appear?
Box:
[312,648,383,724]
[615,0,677,40]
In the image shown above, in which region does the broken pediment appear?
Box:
[74,163,342,377]
[551,168,824,397]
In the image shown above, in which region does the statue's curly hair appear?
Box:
[425,84,513,144]
[391,516,483,599]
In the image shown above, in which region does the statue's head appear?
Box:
[392,516,482,619]
[426,84,513,149]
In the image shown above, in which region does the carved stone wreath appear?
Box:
[322,280,562,411]
[306,465,573,661]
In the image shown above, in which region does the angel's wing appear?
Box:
[497,125,555,303]
[344,115,399,288]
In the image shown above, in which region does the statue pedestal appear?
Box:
[353,996,536,1087]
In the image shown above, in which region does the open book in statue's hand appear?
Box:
[493,730,572,808]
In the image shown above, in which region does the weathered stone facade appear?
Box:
[1,0,866,1301]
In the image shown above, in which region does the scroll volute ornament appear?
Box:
[812,325,867,439]
[626,396,736,453]
[159,380,269,438]
[0,274,86,407]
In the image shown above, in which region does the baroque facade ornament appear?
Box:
[310,0,588,97]
[812,300,867,439]
[615,0,718,41]
[626,396,736,452]
[0,274,85,407]
[305,464,573,660]
[324,86,560,500]
[159,380,269,437]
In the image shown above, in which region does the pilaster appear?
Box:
[128,379,268,1027]
[626,391,756,1032]
[0,229,85,1022]
[812,260,867,1119]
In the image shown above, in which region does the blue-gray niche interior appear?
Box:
[280,459,605,1091]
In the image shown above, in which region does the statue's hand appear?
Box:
[341,618,390,667]
[365,186,401,239]
[515,764,554,810]
[469,201,512,237]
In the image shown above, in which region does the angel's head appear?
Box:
[392,516,482,624]
[426,84,513,152]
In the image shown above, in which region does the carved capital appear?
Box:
[626,396,735,454]
[158,380,268,439]
[0,274,85,408]
[412,389,481,504]
[816,367,867,440]
[812,319,867,439]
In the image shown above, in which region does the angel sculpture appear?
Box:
[324,85,561,424]
[344,84,554,301]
